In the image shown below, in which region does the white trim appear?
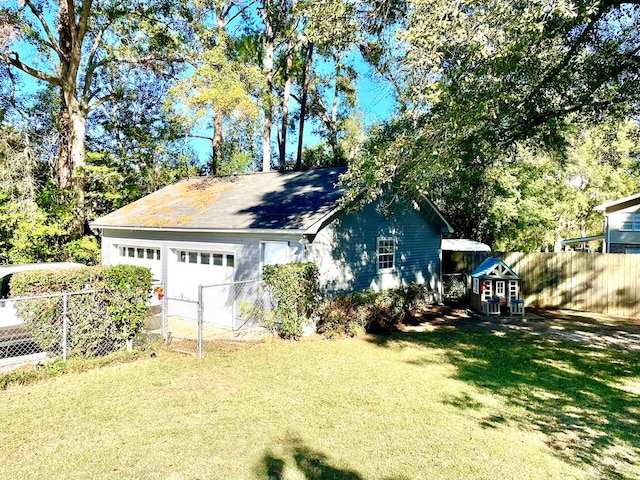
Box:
[93,225,306,236]
[377,236,396,272]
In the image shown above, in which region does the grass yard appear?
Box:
[1,310,639,479]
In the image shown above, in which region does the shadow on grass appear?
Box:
[369,317,640,479]
[256,436,364,479]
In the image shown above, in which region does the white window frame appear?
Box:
[472,277,479,294]
[377,237,396,272]
[508,280,519,301]
[176,250,235,268]
[481,280,492,301]
[495,281,505,297]
[119,245,160,261]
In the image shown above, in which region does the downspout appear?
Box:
[605,215,610,253]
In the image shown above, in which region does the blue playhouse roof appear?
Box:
[471,257,521,279]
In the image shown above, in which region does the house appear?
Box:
[90,167,454,311]
[594,192,640,254]
[470,257,522,315]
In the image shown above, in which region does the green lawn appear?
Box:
[1,317,639,479]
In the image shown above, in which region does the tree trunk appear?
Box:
[278,45,294,170]
[212,113,223,175]
[295,43,313,170]
[57,2,87,239]
[262,2,274,172]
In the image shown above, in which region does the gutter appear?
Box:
[90,224,308,236]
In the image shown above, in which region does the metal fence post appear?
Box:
[162,284,168,341]
[62,293,68,362]
[197,285,204,358]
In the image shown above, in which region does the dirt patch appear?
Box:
[401,306,640,352]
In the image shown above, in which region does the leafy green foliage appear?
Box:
[317,283,433,338]
[263,262,321,340]
[10,265,152,358]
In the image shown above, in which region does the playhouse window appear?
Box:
[377,238,395,271]
[509,280,518,300]
[472,278,479,294]
[481,280,492,301]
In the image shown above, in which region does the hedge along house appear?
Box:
[470,257,522,315]
[90,167,453,327]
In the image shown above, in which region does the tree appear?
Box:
[0,0,188,237]
[343,0,640,248]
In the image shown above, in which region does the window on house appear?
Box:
[377,238,395,271]
[188,252,197,264]
[213,253,223,266]
[128,247,135,258]
[621,213,640,231]
[178,251,186,263]
[137,248,144,259]
[201,253,210,265]
[472,278,479,294]
[496,281,505,297]
[226,254,235,268]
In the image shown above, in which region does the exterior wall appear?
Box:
[606,205,640,252]
[100,228,304,299]
[307,199,443,295]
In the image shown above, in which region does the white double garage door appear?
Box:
[115,242,290,328]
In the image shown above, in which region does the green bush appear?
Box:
[317,283,434,338]
[10,265,152,357]
[263,262,321,340]
[63,235,101,265]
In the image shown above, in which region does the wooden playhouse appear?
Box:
[470,257,524,315]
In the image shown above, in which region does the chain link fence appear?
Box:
[1,280,270,370]
[0,290,124,372]
[162,280,268,357]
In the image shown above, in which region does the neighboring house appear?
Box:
[90,167,453,306]
[594,192,640,254]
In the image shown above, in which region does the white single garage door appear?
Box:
[114,245,162,281]
[168,249,235,326]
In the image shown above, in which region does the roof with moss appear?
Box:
[91,167,347,231]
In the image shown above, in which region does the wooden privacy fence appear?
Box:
[447,251,640,317]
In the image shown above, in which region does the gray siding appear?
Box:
[308,198,443,294]
[607,206,640,252]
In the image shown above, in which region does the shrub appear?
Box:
[63,235,101,265]
[263,262,321,340]
[10,265,152,357]
[317,283,434,338]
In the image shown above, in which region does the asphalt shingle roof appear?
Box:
[91,167,346,231]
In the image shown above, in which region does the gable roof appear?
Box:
[91,167,453,234]
[594,192,640,214]
[471,257,520,280]
[92,167,346,232]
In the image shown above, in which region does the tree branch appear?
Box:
[4,51,61,85]
[83,19,114,102]
[23,0,64,60]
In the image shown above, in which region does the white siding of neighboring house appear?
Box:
[606,204,640,252]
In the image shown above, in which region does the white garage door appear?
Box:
[169,249,235,299]
[114,246,162,281]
